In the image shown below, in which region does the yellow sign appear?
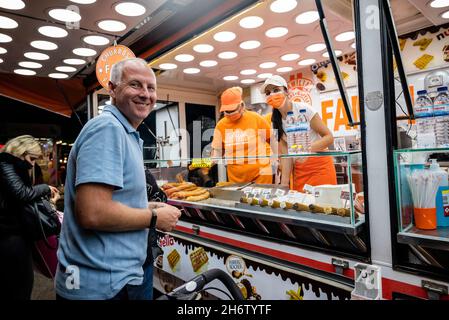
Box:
[96,45,135,89]
[190,158,212,169]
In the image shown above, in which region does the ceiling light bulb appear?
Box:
[115,2,146,16]
[56,66,77,72]
[0,0,25,10]
[159,63,177,70]
[240,69,257,75]
[281,53,300,61]
[14,69,36,76]
[183,68,200,74]
[73,47,97,56]
[259,62,277,69]
[200,60,217,67]
[240,40,261,50]
[18,61,42,69]
[223,76,238,81]
[0,16,18,29]
[0,47,6,54]
[306,43,326,52]
[277,67,293,73]
[0,33,12,43]
[48,9,81,23]
[193,44,214,53]
[70,0,96,4]
[430,0,449,8]
[64,58,86,65]
[213,31,236,42]
[218,51,237,59]
[98,20,127,32]
[336,31,355,42]
[351,42,356,49]
[295,11,319,24]
[241,79,255,84]
[25,52,49,60]
[83,35,110,46]
[265,27,289,38]
[323,50,342,58]
[175,54,194,62]
[31,40,57,50]
[442,10,449,18]
[38,26,68,38]
[49,73,69,79]
[298,59,316,66]
[239,16,264,29]
[257,73,273,79]
[0,58,2,63]
[270,0,297,13]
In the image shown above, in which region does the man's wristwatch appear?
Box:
[149,209,158,229]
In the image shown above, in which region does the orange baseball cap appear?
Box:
[220,86,243,112]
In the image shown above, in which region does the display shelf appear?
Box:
[394,147,449,154]
[397,226,449,251]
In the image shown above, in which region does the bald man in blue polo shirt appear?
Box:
[55,58,181,300]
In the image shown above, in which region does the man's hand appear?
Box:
[154,204,182,232]
[148,201,167,210]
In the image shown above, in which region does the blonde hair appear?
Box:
[0,135,42,158]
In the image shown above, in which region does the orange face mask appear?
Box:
[266,93,286,109]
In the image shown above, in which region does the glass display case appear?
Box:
[394,148,449,251]
[145,151,369,260]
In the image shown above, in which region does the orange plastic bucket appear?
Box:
[413,207,437,230]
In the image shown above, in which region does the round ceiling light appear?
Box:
[159,63,177,70]
[14,69,36,76]
[430,0,449,8]
[306,43,326,52]
[175,54,194,62]
[64,58,86,65]
[114,2,146,16]
[240,40,261,50]
[31,40,57,50]
[259,62,277,69]
[0,58,2,63]
[442,10,449,18]
[49,73,69,79]
[270,0,297,13]
[265,27,289,38]
[257,73,273,79]
[183,68,200,74]
[277,66,293,73]
[336,31,355,42]
[38,26,68,38]
[281,53,300,61]
[48,8,81,23]
[0,47,6,54]
[323,50,343,58]
[0,0,25,10]
[193,44,214,53]
[218,51,238,59]
[0,33,12,43]
[83,35,110,46]
[18,61,42,69]
[298,59,316,66]
[239,16,264,29]
[351,42,356,49]
[0,16,18,29]
[213,31,236,42]
[56,66,77,72]
[200,60,218,67]
[223,76,238,81]
[241,79,255,84]
[73,47,97,56]
[98,20,126,32]
[70,0,96,4]
[295,11,319,24]
[25,52,49,60]
[240,69,257,75]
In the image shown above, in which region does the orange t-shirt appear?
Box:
[263,112,272,124]
[212,111,272,184]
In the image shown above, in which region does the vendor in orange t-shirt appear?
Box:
[211,87,272,184]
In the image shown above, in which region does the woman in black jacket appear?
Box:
[0,135,59,300]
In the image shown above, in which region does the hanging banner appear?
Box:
[96,45,135,89]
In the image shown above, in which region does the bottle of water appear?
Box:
[295,108,311,153]
[414,90,436,149]
[285,111,296,155]
[434,86,449,148]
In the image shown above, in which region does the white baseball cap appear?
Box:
[260,75,288,94]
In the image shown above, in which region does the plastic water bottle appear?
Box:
[429,159,449,227]
[285,111,296,155]
[295,108,311,153]
[434,86,449,148]
[414,90,435,148]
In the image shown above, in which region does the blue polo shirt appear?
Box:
[55,105,149,300]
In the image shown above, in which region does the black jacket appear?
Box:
[0,153,50,236]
